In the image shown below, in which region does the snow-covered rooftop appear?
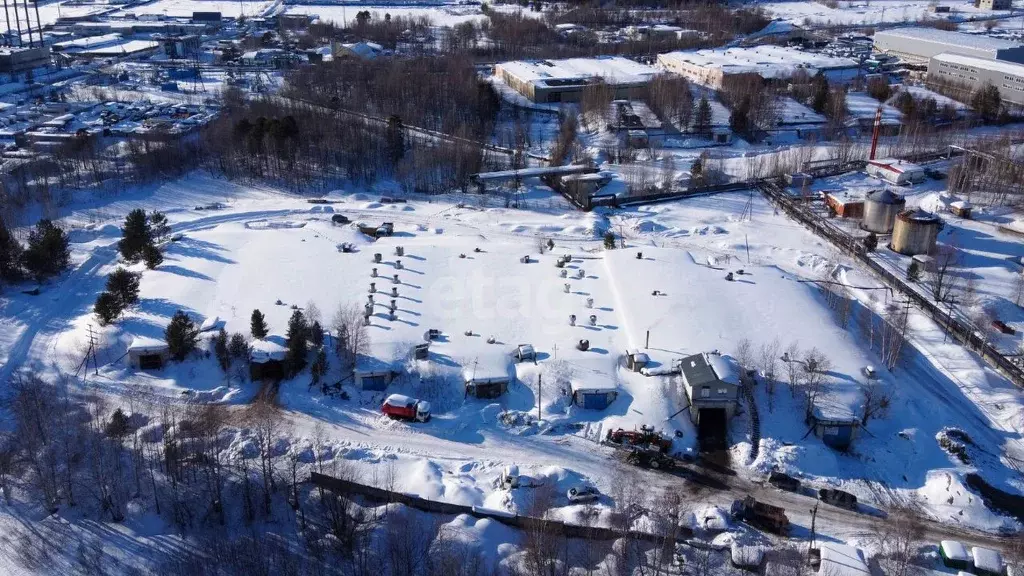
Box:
[249,336,286,363]
[128,336,169,353]
[708,353,741,385]
[569,379,617,394]
[876,27,1021,53]
[940,540,970,562]
[972,547,1004,574]
[819,543,870,576]
[497,56,659,88]
[933,51,1024,77]
[660,45,858,78]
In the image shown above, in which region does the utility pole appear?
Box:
[86,324,99,376]
[645,330,650,349]
[537,374,541,422]
[808,501,819,561]
[745,234,750,264]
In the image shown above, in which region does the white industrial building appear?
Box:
[494,56,660,103]
[873,27,1024,65]
[657,46,860,88]
[928,52,1024,107]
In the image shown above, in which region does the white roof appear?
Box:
[659,45,857,78]
[819,543,870,576]
[707,353,741,385]
[462,360,509,382]
[53,33,123,50]
[940,541,970,562]
[876,27,1020,53]
[498,56,659,88]
[570,379,618,394]
[128,336,169,353]
[933,51,1024,78]
[249,337,286,363]
[80,40,159,56]
[950,200,971,210]
[973,547,1004,573]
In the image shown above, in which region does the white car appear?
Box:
[567,485,600,504]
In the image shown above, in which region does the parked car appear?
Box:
[566,485,600,504]
[818,488,857,510]
[331,214,350,225]
[768,472,800,492]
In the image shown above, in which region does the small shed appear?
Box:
[354,369,395,391]
[818,543,869,576]
[249,336,287,380]
[809,401,859,451]
[950,200,972,219]
[972,547,1005,576]
[570,380,618,410]
[939,541,971,571]
[825,191,865,219]
[463,364,510,399]
[127,336,170,370]
[625,349,650,372]
[785,172,814,188]
[865,159,926,186]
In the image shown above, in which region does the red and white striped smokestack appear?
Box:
[869,106,883,161]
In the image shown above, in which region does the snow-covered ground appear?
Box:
[761,0,1009,26]
[3,170,1024,571]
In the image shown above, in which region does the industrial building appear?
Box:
[0,46,50,73]
[677,351,742,449]
[865,158,926,186]
[657,46,860,89]
[494,56,660,103]
[873,28,1024,65]
[928,52,1024,107]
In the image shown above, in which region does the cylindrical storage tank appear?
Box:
[891,208,942,256]
[861,189,906,234]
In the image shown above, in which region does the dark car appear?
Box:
[768,472,800,492]
[331,214,350,225]
[818,488,857,510]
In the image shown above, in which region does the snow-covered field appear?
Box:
[3,170,1024,570]
[761,0,1009,26]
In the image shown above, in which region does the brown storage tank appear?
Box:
[891,208,942,256]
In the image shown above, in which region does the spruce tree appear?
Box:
[229,332,249,359]
[165,310,199,361]
[148,211,171,243]
[142,244,163,270]
[692,96,712,137]
[119,208,152,263]
[106,267,141,308]
[308,320,324,349]
[310,348,328,391]
[94,292,123,325]
[603,231,616,249]
[285,309,308,375]
[250,309,269,339]
[22,219,70,281]
[811,73,829,114]
[105,408,131,438]
[214,328,230,371]
[0,219,23,285]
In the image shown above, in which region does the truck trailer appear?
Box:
[382,394,431,422]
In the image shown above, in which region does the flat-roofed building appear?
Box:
[873,27,1024,64]
[494,56,659,103]
[928,51,1024,106]
[658,45,859,89]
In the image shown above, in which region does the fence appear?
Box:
[757,180,1024,390]
[309,472,693,544]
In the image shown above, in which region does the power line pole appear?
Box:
[537,374,541,422]
[86,324,99,376]
[808,501,819,561]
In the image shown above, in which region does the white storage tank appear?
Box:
[861,189,906,234]
[891,208,942,256]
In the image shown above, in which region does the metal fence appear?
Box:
[757,180,1024,390]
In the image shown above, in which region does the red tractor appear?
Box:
[605,425,673,453]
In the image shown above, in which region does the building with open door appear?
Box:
[677,351,742,449]
[127,336,170,370]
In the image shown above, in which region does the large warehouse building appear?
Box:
[928,52,1024,106]
[657,45,860,88]
[494,56,659,103]
[873,27,1024,64]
